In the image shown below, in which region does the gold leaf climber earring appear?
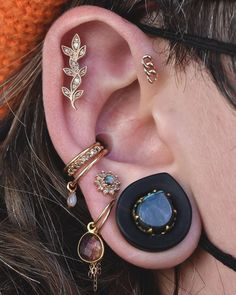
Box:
[142,54,158,83]
[61,34,87,109]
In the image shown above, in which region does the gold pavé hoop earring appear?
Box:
[142,54,158,83]
[64,142,105,177]
[61,33,87,110]
[64,142,108,207]
[69,149,108,188]
[77,199,115,292]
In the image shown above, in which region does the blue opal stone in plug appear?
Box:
[134,190,174,234]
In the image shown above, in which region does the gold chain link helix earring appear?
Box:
[142,54,158,83]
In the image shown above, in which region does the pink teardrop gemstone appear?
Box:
[78,233,103,263]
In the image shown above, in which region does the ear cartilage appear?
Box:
[142,55,158,84]
[61,33,87,110]
[94,171,121,197]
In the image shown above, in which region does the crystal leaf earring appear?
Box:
[61,33,87,109]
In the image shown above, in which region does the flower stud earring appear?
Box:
[61,33,87,110]
[94,171,121,196]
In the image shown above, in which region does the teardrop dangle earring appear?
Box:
[77,200,115,292]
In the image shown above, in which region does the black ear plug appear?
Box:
[116,173,192,252]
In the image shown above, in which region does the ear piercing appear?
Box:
[64,142,108,207]
[142,55,158,83]
[64,142,105,177]
[78,200,115,292]
[64,140,193,286]
[94,171,121,196]
[64,141,118,292]
[61,33,87,110]
[116,173,192,251]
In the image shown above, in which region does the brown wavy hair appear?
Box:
[0,1,235,294]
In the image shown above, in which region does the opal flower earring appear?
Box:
[94,171,121,196]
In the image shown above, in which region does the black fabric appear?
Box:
[137,24,236,56]
[200,232,236,272]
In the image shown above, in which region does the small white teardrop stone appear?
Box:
[67,192,77,207]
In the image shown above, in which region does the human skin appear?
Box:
[155,61,236,295]
[42,6,236,294]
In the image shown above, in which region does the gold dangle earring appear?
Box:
[64,142,108,207]
[77,200,115,292]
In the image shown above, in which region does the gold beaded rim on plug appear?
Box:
[64,142,105,177]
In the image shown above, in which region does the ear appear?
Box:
[42,6,201,269]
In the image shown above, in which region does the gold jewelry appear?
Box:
[142,54,158,83]
[77,200,115,292]
[64,142,105,177]
[94,171,121,196]
[66,181,78,208]
[65,142,108,208]
[61,33,87,110]
[70,148,108,188]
